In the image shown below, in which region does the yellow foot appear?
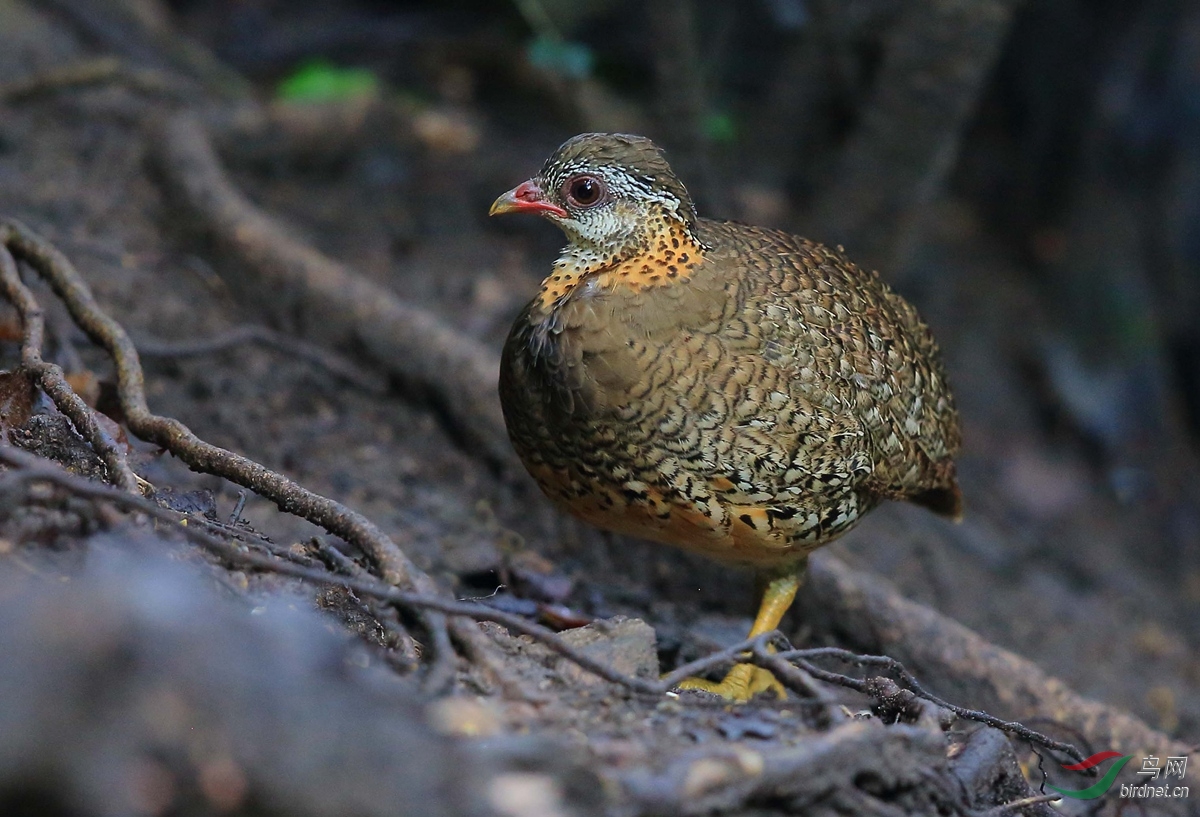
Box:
[670,567,806,702]
[675,662,786,701]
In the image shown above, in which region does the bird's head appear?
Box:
[489,133,697,265]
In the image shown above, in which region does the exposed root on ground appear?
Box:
[153,112,514,468]
[0,226,140,493]
[0,217,493,694]
[801,556,1194,760]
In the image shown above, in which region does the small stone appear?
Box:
[427,696,502,738]
[487,772,567,817]
[554,616,658,685]
[717,714,778,740]
[682,748,764,799]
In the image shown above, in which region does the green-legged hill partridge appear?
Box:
[491,133,962,700]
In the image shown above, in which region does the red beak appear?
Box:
[489,180,568,218]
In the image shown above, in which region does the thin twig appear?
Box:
[1032,745,1048,794]
[0,444,660,693]
[771,647,1087,766]
[658,633,782,692]
[979,793,1061,816]
[136,325,387,394]
[228,490,248,526]
[316,539,421,673]
[0,235,139,494]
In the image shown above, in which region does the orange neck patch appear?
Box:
[536,221,705,311]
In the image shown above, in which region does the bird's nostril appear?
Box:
[514,181,543,202]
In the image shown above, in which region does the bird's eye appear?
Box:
[565,176,605,208]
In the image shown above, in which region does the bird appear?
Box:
[490,133,962,700]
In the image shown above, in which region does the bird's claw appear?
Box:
[673,663,786,702]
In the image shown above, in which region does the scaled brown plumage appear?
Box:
[491,133,961,699]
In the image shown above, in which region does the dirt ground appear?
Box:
[1,2,1197,816]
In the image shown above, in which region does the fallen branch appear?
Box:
[153,111,514,468]
[0,230,139,494]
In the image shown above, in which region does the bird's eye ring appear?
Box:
[565,175,605,208]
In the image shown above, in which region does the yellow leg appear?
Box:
[675,565,803,701]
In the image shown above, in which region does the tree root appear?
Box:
[0,216,505,695]
[801,554,1192,758]
[152,111,514,469]
[0,227,140,493]
[0,55,187,104]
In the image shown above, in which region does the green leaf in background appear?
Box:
[526,36,594,80]
[277,59,379,102]
[704,111,737,144]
